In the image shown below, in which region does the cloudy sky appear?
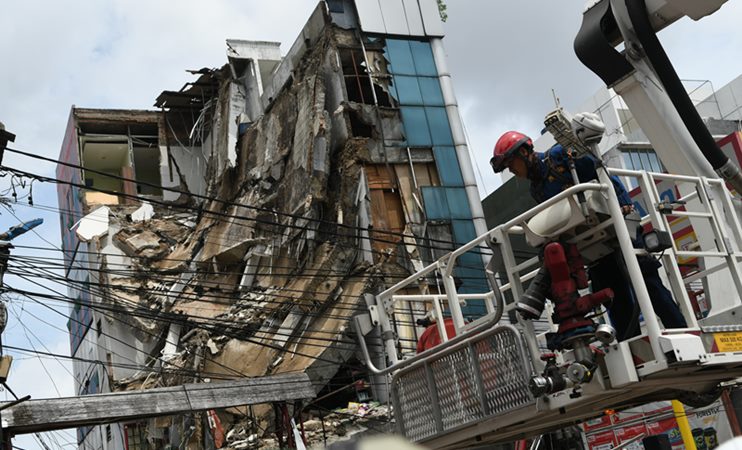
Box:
[1,1,742,448]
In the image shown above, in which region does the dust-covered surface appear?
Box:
[70,21,431,448]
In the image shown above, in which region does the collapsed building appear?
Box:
[55,1,490,449]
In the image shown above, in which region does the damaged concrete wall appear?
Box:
[65,8,477,448]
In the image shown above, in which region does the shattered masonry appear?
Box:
[56,2,488,449]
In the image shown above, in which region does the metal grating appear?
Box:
[393,326,534,441]
[431,347,484,430]
[476,332,533,415]
[392,365,438,441]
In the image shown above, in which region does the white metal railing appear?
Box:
[608,168,742,322]
[363,167,742,377]
[371,182,612,370]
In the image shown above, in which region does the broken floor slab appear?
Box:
[114,229,168,259]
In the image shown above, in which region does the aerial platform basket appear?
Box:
[355,167,742,449]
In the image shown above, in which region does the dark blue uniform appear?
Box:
[529,144,632,206]
[530,145,687,339]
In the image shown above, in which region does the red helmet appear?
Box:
[491,131,533,173]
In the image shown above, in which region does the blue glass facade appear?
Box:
[385,38,487,316]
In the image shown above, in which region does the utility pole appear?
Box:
[0,124,36,450]
[0,122,14,166]
[0,122,13,450]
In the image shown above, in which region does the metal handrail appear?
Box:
[354,309,513,376]
[376,182,610,300]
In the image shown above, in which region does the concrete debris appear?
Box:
[75,206,110,242]
[131,202,155,222]
[206,339,219,355]
[296,403,392,448]
[122,230,164,255]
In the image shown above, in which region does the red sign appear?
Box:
[586,430,617,450]
[611,408,644,427]
[582,415,613,433]
[614,423,648,449]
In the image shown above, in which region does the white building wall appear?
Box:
[697,74,742,120]
[354,0,443,37]
[71,219,158,450]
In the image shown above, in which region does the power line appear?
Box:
[9,259,367,373]
[4,282,371,370]
[5,254,483,321]
[4,293,222,382]
[3,146,497,255]
[7,262,425,339]
[0,204,402,334]
[0,165,495,266]
[9,304,75,394]
[2,217,398,379]
[5,260,392,335]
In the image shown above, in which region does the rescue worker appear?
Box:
[491,131,687,339]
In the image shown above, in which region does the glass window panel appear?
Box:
[630,151,642,171]
[385,39,415,75]
[639,150,652,172]
[458,251,481,267]
[421,186,449,220]
[418,77,444,106]
[446,188,472,219]
[394,75,423,105]
[327,0,344,12]
[456,266,489,295]
[400,106,432,146]
[425,107,454,145]
[410,40,437,76]
[451,219,476,244]
[647,150,663,172]
[433,146,464,186]
[622,151,634,170]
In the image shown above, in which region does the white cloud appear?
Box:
[445,0,742,198]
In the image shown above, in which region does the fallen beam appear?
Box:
[0,373,315,434]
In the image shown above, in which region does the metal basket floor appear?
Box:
[392,325,534,442]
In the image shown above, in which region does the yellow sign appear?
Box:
[714,332,742,352]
